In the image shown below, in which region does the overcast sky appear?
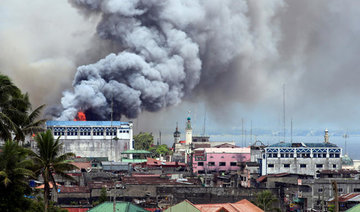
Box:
[1,0,360,140]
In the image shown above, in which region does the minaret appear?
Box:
[174,123,181,144]
[324,129,329,143]
[185,117,192,145]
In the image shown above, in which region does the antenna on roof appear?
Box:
[202,110,206,136]
[343,129,349,155]
[283,84,286,142]
[241,118,244,147]
[291,118,293,144]
[250,120,253,143]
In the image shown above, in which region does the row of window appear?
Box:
[53,131,128,136]
[267,153,340,158]
[197,162,238,167]
[268,163,337,168]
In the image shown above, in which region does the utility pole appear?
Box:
[332,181,339,212]
[241,118,244,147]
[283,84,286,142]
[291,119,293,144]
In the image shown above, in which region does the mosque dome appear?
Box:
[342,154,354,166]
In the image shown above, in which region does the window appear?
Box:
[230,162,237,166]
[300,164,306,168]
[219,162,226,166]
[323,154,327,158]
[318,188,323,192]
[268,164,274,168]
[221,156,224,158]
[208,162,215,166]
[338,188,343,193]
[290,154,294,158]
[354,188,360,192]
[285,154,289,158]
[210,156,214,158]
[284,164,290,168]
[335,154,340,158]
[198,162,204,166]
[333,164,337,169]
[330,154,334,158]
[316,164,323,168]
[281,154,284,158]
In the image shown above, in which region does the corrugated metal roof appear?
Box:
[194,199,263,212]
[88,201,148,212]
[121,150,151,154]
[46,121,129,126]
[328,193,360,202]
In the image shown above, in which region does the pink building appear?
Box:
[192,146,251,174]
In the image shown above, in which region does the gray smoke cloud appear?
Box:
[58,0,285,120]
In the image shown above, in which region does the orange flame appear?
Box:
[73,111,86,121]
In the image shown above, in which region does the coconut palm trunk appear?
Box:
[30,130,77,212]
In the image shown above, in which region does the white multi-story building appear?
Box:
[261,142,342,177]
[46,121,133,161]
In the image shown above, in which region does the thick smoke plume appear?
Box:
[57,0,284,121]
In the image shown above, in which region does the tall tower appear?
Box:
[185,117,192,145]
[324,129,329,143]
[174,123,181,144]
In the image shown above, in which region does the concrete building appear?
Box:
[46,121,133,161]
[262,142,342,177]
[192,146,251,174]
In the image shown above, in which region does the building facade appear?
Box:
[193,147,251,174]
[262,142,342,177]
[46,121,133,161]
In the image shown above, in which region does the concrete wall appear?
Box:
[61,139,129,161]
[264,157,342,176]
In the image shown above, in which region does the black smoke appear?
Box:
[56,0,284,120]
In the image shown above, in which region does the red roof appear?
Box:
[70,162,91,171]
[194,199,263,212]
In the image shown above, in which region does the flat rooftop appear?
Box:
[269,142,338,148]
[46,121,129,126]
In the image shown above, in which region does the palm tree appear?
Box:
[30,130,77,212]
[14,104,46,144]
[0,74,20,141]
[254,190,281,212]
[0,140,34,211]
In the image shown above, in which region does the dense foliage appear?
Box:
[0,74,46,143]
[0,73,76,212]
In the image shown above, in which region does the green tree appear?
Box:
[99,187,108,203]
[30,130,77,212]
[134,132,154,150]
[0,74,44,143]
[254,190,281,212]
[0,140,34,211]
[149,144,170,158]
[13,104,46,143]
[0,74,21,141]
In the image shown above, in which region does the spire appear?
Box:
[186,116,192,130]
[324,128,329,143]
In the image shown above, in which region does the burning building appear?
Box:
[46,119,133,161]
